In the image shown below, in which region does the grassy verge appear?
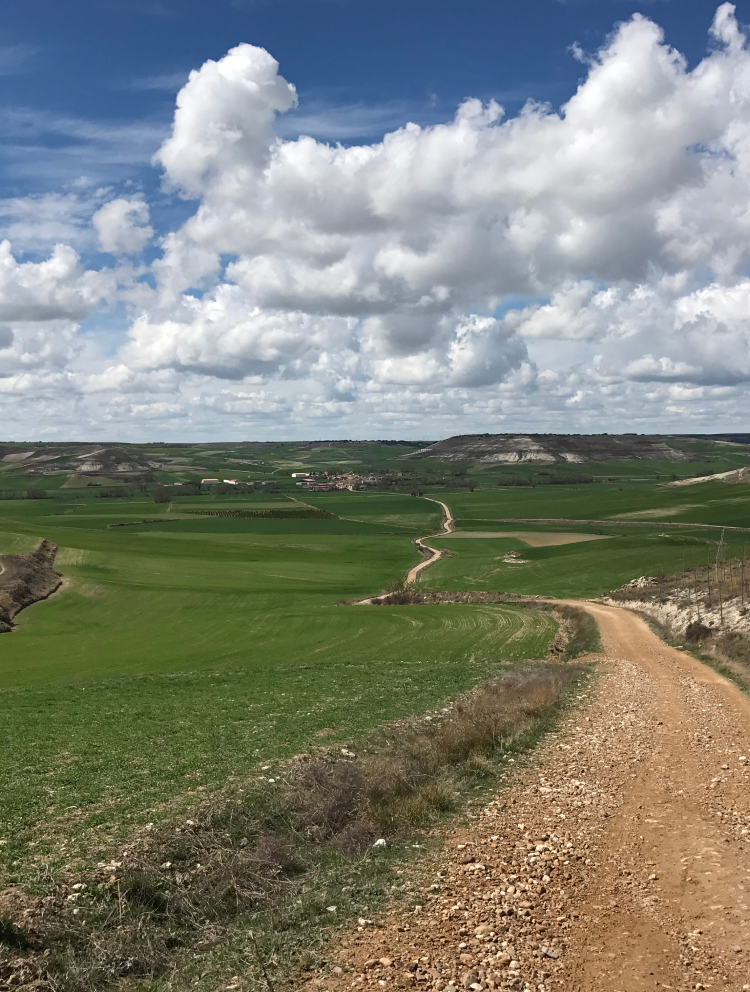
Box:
[556,604,603,660]
[0,661,590,992]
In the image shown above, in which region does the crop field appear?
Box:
[418,479,750,598]
[3,446,750,885]
[0,491,557,884]
[4,437,750,992]
[446,478,750,528]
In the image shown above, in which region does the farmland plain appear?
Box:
[3,443,750,883]
[3,437,750,992]
[0,490,556,883]
[413,481,750,598]
[301,478,750,599]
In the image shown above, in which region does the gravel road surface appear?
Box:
[298,603,750,992]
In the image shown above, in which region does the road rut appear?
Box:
[298,603,750,992]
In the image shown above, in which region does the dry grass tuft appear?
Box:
[555,605,602,659]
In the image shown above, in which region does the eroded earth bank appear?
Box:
[0,539,62,633]
[298,604,750,992]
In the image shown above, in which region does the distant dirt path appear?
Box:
[299,603,750,992]
[405,498,455,585]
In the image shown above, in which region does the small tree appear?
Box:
[26,488,48,500]
[153,488,171,504]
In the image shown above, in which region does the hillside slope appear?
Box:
[404,433,694,465]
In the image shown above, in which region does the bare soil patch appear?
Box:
[667,466,750,487]
[441,532,610,547]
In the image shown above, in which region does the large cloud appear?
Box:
[5,4,750,437]
[134,4,750,398]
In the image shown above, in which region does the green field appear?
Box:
[0,491,557,883]
[414,480,750,598]
[446,478,750,528]
[3,453,750,882]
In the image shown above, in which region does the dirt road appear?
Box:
[300,603,750,992]
[406,498,455,585]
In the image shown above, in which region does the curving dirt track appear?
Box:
[299,603,750,992]
[406,498,455,585]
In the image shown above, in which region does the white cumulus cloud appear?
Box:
[7,4,750,436]
[0,240,110,322]
[128,4,750,405]
[93,197,153,255]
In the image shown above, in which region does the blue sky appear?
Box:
[0,0,731,196]
[2,0,750,440]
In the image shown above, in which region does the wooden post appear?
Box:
[742,552,746,610]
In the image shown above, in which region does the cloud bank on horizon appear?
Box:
[2,3,750,438]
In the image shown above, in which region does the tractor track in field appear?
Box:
[299,600,750,991]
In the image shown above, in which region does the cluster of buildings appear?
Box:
[291,471,379,491]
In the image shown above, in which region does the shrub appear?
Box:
[120,871,169,914]
[713,631,750,665]
[558,605,601,659]
[685,621,712,643]
[0,915,29,948]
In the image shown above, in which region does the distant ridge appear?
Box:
[403,433,695,465]
[680,433,750,446]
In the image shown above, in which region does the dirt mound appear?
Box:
[0,539,62,632]
[667,465,750,487]
[404,433,692,465]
